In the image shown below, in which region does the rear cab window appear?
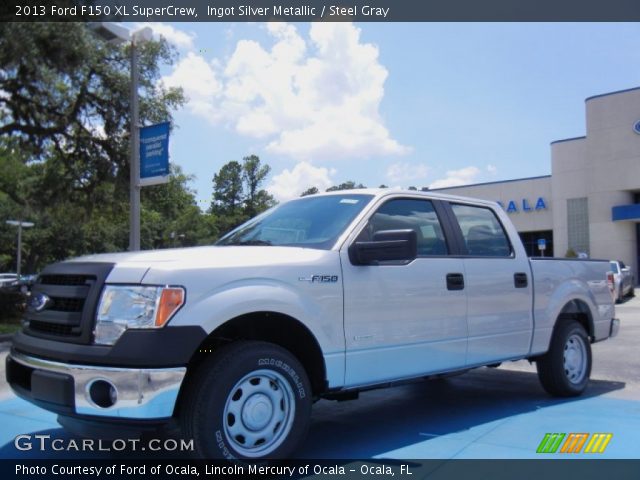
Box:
[450,203,512,257]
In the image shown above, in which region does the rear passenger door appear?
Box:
[445,202,533,365]
[341,196,468,387]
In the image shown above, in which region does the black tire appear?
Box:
[180,341,312,460]
[536,320,592,397]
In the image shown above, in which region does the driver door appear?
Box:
[340,196,468,387]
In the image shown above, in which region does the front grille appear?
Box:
[24,262,114,344]
[40,275,92,286]
[29,320,77,337]
[50,297,85,312]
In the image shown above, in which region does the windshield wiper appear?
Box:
[228,239,273,246]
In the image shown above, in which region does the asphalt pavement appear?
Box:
[0,297,638,459]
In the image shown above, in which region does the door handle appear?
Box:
[446,273,465,291]
[514,272,528,288]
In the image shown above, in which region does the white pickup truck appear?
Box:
[6,190,618,459]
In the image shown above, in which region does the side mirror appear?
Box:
[349,229,417,265]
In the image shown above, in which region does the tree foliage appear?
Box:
[210,155,275,235]
[301,181,367,197]
[301,187,319,197]
[0,23,189,272]
[326,181,366,192]
[0,25,289,276]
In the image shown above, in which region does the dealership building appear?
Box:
[435,87,640,280]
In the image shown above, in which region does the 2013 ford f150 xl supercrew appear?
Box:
[6,190,619,459]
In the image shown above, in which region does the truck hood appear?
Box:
[70,245,333,275]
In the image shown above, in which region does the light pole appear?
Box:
[6,220,34,277]
[89,23,152,251]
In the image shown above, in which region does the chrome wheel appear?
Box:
[223,369,296,458]
[563,333,587,384]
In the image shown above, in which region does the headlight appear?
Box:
[94,285,185,346]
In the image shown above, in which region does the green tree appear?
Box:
[301,187,319,197]
[0,23,183,194]
[211,161,243,213]
[326,181,366,192]
[0,23,186,271]
[242,155,275,217]
[210,156,276,237]
[142,165,218,249]
[210,161,245,234]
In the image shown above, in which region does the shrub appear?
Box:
[565,248,578,258]
[0,289,26,322]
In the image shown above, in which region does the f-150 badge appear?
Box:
[298,275,339,283]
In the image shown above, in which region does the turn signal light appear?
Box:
[156,287,185,327]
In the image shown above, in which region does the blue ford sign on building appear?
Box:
[497,197,547,213]
[140,122,170,186]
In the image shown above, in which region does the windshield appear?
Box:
[217,194,374,250]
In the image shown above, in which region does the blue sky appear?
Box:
[141,22,640,206]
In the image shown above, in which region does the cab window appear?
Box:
[450,204,512,257]
[358,198,448,256]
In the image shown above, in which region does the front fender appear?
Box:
[169,278,343,358]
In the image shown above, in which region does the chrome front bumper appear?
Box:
[8,352,186,419]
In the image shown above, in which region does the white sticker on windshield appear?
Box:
[340,199,359,204]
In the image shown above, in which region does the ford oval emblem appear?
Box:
[633,120,640,135]
[29,292,51,312]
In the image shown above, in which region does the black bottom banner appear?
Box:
[3,459,640,480]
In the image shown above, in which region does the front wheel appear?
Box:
[536,320,592,397]
[180,341,312,459]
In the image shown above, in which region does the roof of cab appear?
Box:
[305,188,500,208]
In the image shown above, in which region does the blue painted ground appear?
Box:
[0,367,638,459]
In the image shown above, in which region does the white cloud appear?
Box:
[144,23,196,50]
[429,166,481,189]
[268,162,336,201]
[162,22,408,160]
[162,52,222,121]
[486,164,497,174]
[386,162,429,185]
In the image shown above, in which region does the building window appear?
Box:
[567,197,589,255]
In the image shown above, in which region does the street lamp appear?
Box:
[6,220,34,278]
[89,23,152,252]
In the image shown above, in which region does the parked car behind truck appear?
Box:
[6,190,618,459]
[610,260,635,303]
[0,273,19,291]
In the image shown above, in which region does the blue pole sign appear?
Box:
[139,122,170,186]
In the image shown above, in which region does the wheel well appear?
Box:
[187,312,327,395]
[557,299,594,340]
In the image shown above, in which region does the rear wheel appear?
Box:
[180,341,312,459]
[536,320,591,397]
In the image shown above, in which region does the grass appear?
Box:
[0,322,20,335]
[0,312,22,335]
